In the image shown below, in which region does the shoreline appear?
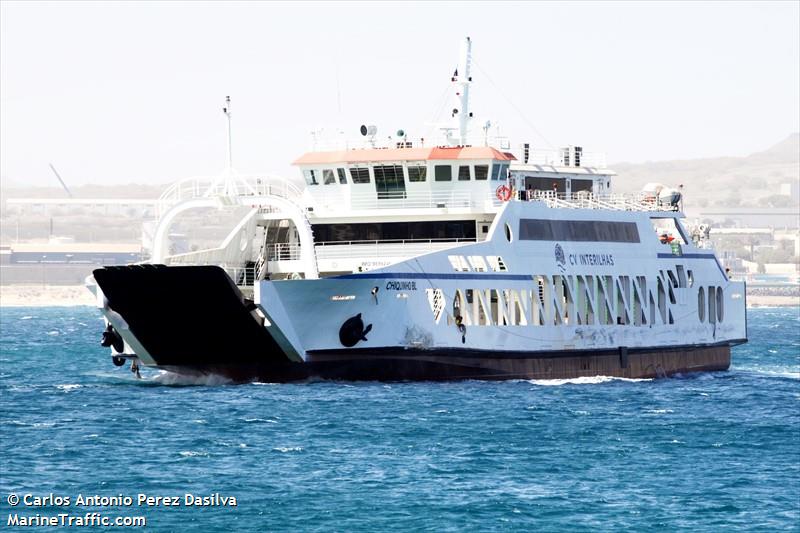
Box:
[1,285,95,307]
[1,284,798,309]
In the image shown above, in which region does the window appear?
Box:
[467,256,487,272]
[337,168,347,184]
[434,165,452,181]
[458,165,471,181]
[572,179,593,193]
[491,163,509,180]
[448,255,470,272]
[487,256,508,272]
[698,287,705,322]
[474,165,488,180]
[323,169,336,185]
[708,286,717,324]
[373,165,407,199]
[303,169,318,186]
[312,220,476,243]
[519,219,641,243]
[350,167,370,184]
[408,165,427,182]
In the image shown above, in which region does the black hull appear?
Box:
[157,343,735,383]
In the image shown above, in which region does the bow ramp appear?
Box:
[92,265,293,374]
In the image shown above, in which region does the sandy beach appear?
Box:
[1,285,96,307]
[1,284,797,309]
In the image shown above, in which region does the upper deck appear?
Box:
[291,140,630,215]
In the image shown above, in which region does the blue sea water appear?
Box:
[0,306,798,532]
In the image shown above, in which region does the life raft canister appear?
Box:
[495,184,512,202]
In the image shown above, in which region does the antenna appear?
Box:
[222,96,232,170]
[48,163,73,198]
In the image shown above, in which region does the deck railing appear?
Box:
[266,238,476,263]
[492,190,681,212]
[157,174,305,218]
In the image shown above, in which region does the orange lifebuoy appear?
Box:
[496,185,512,202]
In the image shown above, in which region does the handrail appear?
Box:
[156,174,305,219]
[264,238,477,263]
[513,190,679,212]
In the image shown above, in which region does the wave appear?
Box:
[273,446,303,453]
[243,418,278,424]
[527,376,653,386]
[153,371,232,387]
[739,369,800,380]
[179,450,209,458]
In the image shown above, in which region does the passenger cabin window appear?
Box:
[408,165,427,182]
[519,219,641,243]
[474,165,488,180]
[323,169,336,185]
[312,220,476,243]
[303,169,318,186]
[373,164,407,199]
[350,167,370,184]
[337,168,347,184]
[572,179,593,193]
[435,165,452,181]
[458,165,471,181]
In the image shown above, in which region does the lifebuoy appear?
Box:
[496,185,512,202]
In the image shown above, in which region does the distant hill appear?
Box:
[611,133,800,209]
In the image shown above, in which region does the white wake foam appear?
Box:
[528,375,652,386]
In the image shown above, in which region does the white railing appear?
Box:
[156,174,305,219]
[308,134,512,152]
[519,190,679,212]
[265,238,476,263]
[522,149,607,169]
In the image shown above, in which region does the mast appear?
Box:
[223,96,233,171]
[451,36,473,146]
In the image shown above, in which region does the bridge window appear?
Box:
[303,169,318,186]
[323,169,336,185]
[519,219,640,243]
[491,163,509,180]
[435,165,452,181]
[373,165,407,199]
[458,165,471,181]
[474,165,488,180]
[408,165,427,182]
[337,168,347,184]
[350,167,370,184]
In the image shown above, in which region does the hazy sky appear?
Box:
[1,1,798,187]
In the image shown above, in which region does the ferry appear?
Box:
[87,38,747,381]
